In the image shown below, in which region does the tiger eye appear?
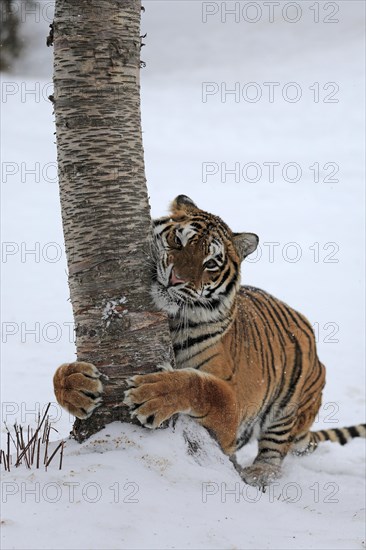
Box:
[174,234,181,246]
[167,232,181,249]
[205,259,218,270]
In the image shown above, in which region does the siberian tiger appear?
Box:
[54,195,365,488]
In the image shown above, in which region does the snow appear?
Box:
[102,298,129,327]
[1,1,365,549]
[1,418,365,550]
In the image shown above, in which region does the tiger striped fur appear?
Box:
[53,195,365,488]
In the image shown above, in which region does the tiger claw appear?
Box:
[123,389,135,408]
[156,362,173,372]
[240,463,281,488]
[125,377,137,388]
[130,408,156,429]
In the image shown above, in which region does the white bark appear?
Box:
[53,0,173,440]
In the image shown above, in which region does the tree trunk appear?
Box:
[53,0,174,441]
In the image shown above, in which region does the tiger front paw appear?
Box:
[53,362,103,419]
[123,371,180,429]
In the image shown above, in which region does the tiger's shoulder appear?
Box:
[236,285,315,340]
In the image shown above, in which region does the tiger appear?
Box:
[53,195,366,488]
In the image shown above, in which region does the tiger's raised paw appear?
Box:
[53,362,103,419]
[123,371,179,429]
[240,463,281,490]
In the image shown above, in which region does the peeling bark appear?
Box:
[53,0,173,441]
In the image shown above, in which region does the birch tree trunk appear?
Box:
[53,0,173,441]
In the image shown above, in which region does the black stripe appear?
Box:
[192,297,222,310]
[320,429,330,440]
[260,402,275,429]
[267,428,293,437]
[248,295,276,339]
[250,315,267,378]
[155,226,171,237]
[250,298,277,381]
[245,318,259,352]
[236,427,254,450]
[218,277,238,299]
[176,340,219,362]
[194,353,220,370]
[153,218,170,228]
[171,318,200,329]
[260,436,290,445]
[250,315,264,358]
[346,426,361,438]
[206,264,233,298]
[213,263,232,289]
[334,428,348,445]
[300,361,325,397]
[253,292,289,359]
[189,412,209,420]
[270,417,295,430]
[279,302,314,359]
[278,338,303,410]
[189,221,205,230]
[173,329,224,353]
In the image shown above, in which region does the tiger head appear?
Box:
[151,195,259,319]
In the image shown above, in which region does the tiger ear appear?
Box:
[233,233,259,260]
[170,195,199,216]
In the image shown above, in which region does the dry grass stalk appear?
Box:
[1,403,65,471]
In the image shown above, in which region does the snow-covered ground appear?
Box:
[1,1,365,549]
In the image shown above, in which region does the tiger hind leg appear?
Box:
[236,417,297,489]
[291,431,319,456]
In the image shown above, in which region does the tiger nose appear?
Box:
[169,268,186,286]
